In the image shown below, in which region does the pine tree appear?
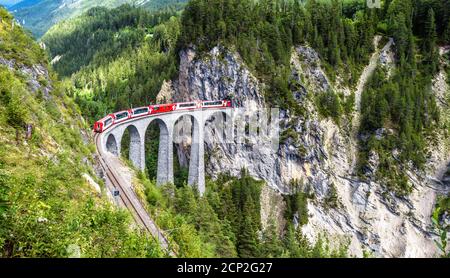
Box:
[444,19,450,44]
[423,8,439,75]
[237,214,259,258]
[260,218,284,258]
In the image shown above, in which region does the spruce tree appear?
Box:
[445,19,450,44]
[260,218,284,258]
[423,8,439,76]
[237,214,259,258]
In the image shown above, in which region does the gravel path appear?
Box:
[350,36,394,171]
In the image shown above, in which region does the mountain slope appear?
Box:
[42,3,355,259]
[0,0,22,7]
[41,0,450,258]
[42,5,179,122]
[158,0,450,257]
[0,7,162,257]
[9,0,187,38]
[7,0,39,9]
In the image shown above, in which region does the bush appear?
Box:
[316,90,343,124]
[0,69,29,129]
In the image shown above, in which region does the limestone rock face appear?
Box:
[162,43,450,258]
[174,46,264,107]
[0,57,53,99]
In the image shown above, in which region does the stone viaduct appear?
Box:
[98,109,233,195]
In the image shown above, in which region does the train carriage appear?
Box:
[151,104,175,114]
[113,110,131,124]
[94,100,231,133]
[175,101,202,111]
[94,115,114,133]
[131,106,151,118]
[202,100,232,108]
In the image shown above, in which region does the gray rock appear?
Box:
[163,44,448,258]
[0,57,52,100]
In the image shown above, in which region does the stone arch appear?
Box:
[173,113,204,194]
[106,133,118,156]
[145,118,173,186]
[121,125,142,170]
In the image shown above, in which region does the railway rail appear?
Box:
[94,133,176,257]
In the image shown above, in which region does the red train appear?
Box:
[94,100,232,133]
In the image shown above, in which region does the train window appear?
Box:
[204,101,222,106]
[115,112,128,120]
[153,106,160,111]
[179,103,196,108]
[105,118,112,126]
[134,108,148,115]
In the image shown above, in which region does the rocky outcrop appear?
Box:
[0,57,53,99]
[160,42,450,257]
[172,46,264,107]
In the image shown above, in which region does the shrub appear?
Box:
[316,90,343,124]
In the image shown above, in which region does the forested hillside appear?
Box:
[0,7,163,258]
[178,0,449,196]
[39,2,356,258]
[8,0,450,258]
[358,0,448,195]
[175,0,449,255]
[9,0,188,38]
[43,5,180,121]
[40,0,450,257]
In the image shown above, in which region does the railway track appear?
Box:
[94,133,176,257]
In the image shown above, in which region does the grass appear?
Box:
[0,9,163,257]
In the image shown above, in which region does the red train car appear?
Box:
[202,100,232,109]
[94,100,232,133]
[93,115,114,133]
[130,106,151,118]
[174,101,202,111]
[150,104,175,114]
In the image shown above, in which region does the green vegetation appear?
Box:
[42,5,178,77]
[315,90,343,124]
[325,183,340,209]
[179,0,377,114]
[0,7,162,258]
[173,151,189,188]
[358,0,444,196]
[445,52,450,90]
[138,169,349,258]
[11,0,188,38]
[432,195,450,258]
[0,8,46,65]
[43,5,180,123]
[145,124,161,181]
[284,179,310,227]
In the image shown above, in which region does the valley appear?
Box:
[0,0,449,258]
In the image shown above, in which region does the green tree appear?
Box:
[445,20,450,43]
[237,214,259,258]
[423,8,439,75]
[432,207,450,258]
[260,219,284,258]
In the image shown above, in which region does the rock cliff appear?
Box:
[157,42,450,257]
